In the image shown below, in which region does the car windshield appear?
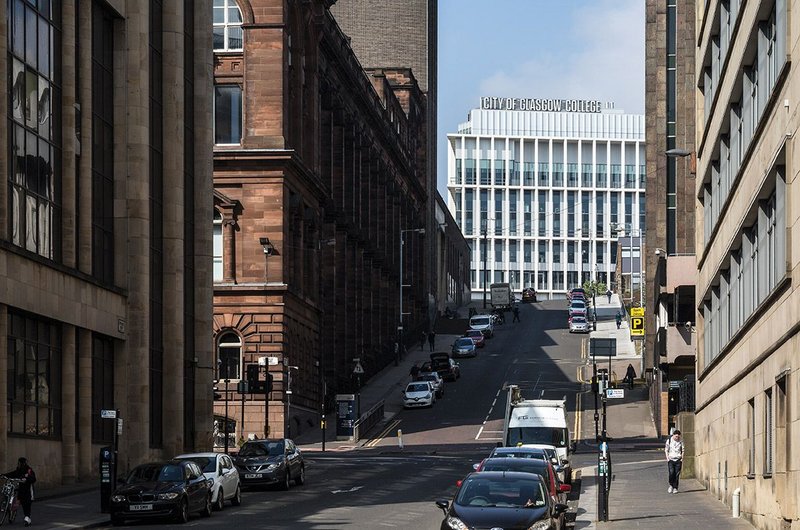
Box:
[177,456,215,473]
[570,301,586,307]
[419,374,437,382]
[471,317,490,326]
[456,338,474,346]
[127,464,184,484]
[490,449,547,460]
[572,318,587,324]
[239,441,284,457]
[407,383,429,393]
[482,461,547,480]
[506,427,568,448]
[455,476,546,508]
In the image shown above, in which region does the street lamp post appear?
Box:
[399,228,425,357]
[285,365,298,438]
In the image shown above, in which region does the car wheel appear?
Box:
[214,487,225,511]
[231,485,242,506]
[201,492,213,517]
[295,465,305,486]
[176,498,189,524]
[280,470,291,491]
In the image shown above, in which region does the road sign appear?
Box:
[258,356,279,366]
[101,409,117,419]
[630,316,645,336]
[606,388,625,399]
[353,362,364,375]
[630,307,645,317]
[590,337,617,357]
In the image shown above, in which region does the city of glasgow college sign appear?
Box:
[479,96,614,113]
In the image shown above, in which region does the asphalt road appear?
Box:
[98,300,586,530]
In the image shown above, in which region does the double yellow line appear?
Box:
[363,418,401,448]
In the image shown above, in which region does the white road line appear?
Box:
[475,426,484,440]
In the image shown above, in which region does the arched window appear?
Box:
[213,0,243,52]
[213,210,223,281]
[217,332,241,380]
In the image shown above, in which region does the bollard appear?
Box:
[732,487,741,518]
[398,429,404,449]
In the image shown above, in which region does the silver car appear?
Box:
[175,452,241,510]
[452,337,477,357]
[569,316,590,333]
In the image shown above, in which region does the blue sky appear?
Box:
[437,0,645,195]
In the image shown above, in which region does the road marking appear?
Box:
[574,390,582,442]
[331,485,364,494]
[363,419,401,448]
[475,426,484,440]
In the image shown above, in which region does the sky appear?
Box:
[437,0,645,196]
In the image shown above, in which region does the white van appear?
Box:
[469,314,494,338]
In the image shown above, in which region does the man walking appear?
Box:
[665,429,685,494]
[606,289,612,303]
[419,331,427,351]
[512,306,520,322]
[428,330,436,352]
[4,457,36,526]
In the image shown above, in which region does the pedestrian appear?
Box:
[420,331,427,351]
[512,306,520,322]
[665,429,685,494]
[409,363,420,380]
[606,289,612,303]
[428,330,436,352]
[615,311,622,329]
[4,457,36,526]
[625,363,636,389]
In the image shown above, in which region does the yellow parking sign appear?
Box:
[630,316,645,336]
[630,307,644,317]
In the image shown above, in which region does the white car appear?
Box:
[569,315,590,333]
[469,314,495,337]
[175,452,241,510]
[416,371,444,398]
[522,443,572,484]
[403,381,435,408]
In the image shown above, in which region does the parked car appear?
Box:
[233,439,305,491]
[521,287,537,303]
[523,443,572,484]
[478,458,570,529]
[403,381,435,408]
[451,337,477,358]
[568,288,586,301]
[427,352,460,381]
[569,315,590,333]
[469,314,495,337]
[174,452,241,511]
[415,371,444,398]
[463,329,485,348]
[109,460,212,526]
[568,300,587,318]
[435,472,567,530]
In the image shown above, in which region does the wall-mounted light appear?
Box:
[259,237,275,256]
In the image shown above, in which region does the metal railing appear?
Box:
[352,399,385,442]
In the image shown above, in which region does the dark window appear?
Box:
[214,85,242,144]
[92,4,115,284]
[7,0,62,260]
[149,0,164,449]
[91,334,114,443]
[7,310,62,438]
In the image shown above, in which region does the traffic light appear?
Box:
[213,385,222,400]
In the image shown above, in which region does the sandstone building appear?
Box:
[0,0,214,486]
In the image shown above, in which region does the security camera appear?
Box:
[654,249,661,255]
[684,321,692,331]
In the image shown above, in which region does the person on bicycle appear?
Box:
[4,457,35,526]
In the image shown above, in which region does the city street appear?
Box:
[85,301,585,529]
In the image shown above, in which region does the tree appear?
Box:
[582,280,608,297]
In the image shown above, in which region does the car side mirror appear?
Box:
[561,459,569,466]
[435,499,449,514]
[554,503,569,514]
[559,484,571,493]
[472,463,480,471]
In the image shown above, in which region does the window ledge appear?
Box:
[746,473,755,479]
[762,473,773,479]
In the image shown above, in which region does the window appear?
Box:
[494,240,503,263]
[92,334,115,443]
[494,159,505,185]
[217,332,241,380]
[213,210,223,281]
[552,241,561,264]
[494,191,504,235]
[748,398,755,476]
[214,85,242,144]
[92,4,115,284]
[764,389,773,475]
[567,241,575,264]
[7,311,62,437]
[213,0,243,52]
[509,190,517,236]
[8,0,62,260]
[480,160,490,185]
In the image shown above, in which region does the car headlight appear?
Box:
[446,516,469,530]
[426,393,432,399]
[527,520,552,530]
[158,493,180,500]
[111,495,126,503]
[266,464,278,471]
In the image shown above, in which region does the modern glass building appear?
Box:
[446,98,646,300]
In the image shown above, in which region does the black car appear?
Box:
[233,439,305,490]
[109,460,212,525]
[435,471,566,530]
[423,352,460,382]
[522,288,537,303]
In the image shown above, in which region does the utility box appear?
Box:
[335,394,357,440]
[99,446,116,513]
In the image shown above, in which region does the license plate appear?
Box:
[244,473,263,479]
[130,504,153,511]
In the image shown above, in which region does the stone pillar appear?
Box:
[60,0,77,268]
[192,0,215,452]
[77,328,92,478]
[161,0,186,458]
[0,305,8,471]
[61,325,77,483]
[223,218,236,283]
[0,0,6,240]
[77,0,93,273]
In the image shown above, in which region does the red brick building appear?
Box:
[211,0,429,442]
